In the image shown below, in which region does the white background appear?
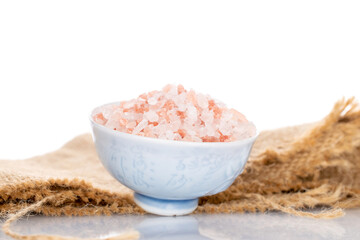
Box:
[0,0,359,159]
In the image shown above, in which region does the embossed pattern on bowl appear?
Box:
[90,115,257,200]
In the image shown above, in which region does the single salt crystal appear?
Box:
[150,96,165,111]
[186,105,198,123]
[200,109,214,126]
[144,110,159,122]
[205,126,216,137]
[177,104,187,112]
[230,108,248,122]
[214,99,226,109]
[233,122,256,140]
[186,128,197,138]
[152,124,166,135]
[186,89,197,106]
[221,109,233,121]
[167,85,178,97]
[94,114,106,125]
[177,85,185,94]
[104,119,120,130]
[123,112,134,120]
[198,127,207,137]
[132,119,148,135]
[219,119,233,135]
[173,92,187,110]
[158,132,168,139]
[152,91,163,99]
[167,109,179,122]
[162,84,173,92]
[148,97,157,105]
[102,105,116,119]
[196,93,209,109]
[192,136,203,142]
[126,121,137,129]
[165,130,175,140]
[134,113,143,120]
[123,99,136,109]
[169,119,181,132]
[104,111,123,130]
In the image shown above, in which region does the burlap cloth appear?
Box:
[1,98,360,239]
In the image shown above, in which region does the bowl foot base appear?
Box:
[134,193,198,216]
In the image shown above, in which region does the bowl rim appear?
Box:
[89,101,259,147]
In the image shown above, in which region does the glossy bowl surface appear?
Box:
[90,103,258,215]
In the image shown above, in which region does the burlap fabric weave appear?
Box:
[1,98,360,239]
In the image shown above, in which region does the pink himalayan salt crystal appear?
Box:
[93,84,256,142]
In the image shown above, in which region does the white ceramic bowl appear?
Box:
[90,103,258,216]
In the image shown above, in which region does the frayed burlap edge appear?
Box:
[2,97,360,239]
[197,97,360,217]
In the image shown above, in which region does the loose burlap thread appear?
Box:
[1,98,360,239]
